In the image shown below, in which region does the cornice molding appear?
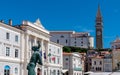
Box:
[13,45,20,48]
[4,43,12,46]
[45,63,62,68]
[0,22,22,33]
[0,56,24,63]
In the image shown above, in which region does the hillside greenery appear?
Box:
[63,46,88,53]
[63,46,111,53]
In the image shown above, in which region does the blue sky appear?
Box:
[0,0,119,48]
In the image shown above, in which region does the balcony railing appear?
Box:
[74,67,82,71]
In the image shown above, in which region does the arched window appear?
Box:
[4,65,10,75]
[15,68,18,74]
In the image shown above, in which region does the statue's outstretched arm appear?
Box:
[37,41,41,49]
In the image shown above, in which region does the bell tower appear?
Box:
[95,5,103,49]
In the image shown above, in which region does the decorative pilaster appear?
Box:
[24,33,29,75]
[41,39,44,75]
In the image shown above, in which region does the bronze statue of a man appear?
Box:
[27,42,43,75]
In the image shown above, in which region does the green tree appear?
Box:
[63,46,87,53]
[63,46,71,52]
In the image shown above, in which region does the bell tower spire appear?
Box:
[96,4,102,18]
[95,4,103,49]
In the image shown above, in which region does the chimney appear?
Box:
[9,19,12,25]
[0,20,4,23]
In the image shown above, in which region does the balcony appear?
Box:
[74,67,82,71]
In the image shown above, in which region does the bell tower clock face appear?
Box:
[97,31,101,35]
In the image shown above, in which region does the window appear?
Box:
[74,58,75,61]
[66,58,68,61]
[15,35,18,42]
[57,49,60,54]
[112,46,114,49]
[100,61,102,65]
[57,58,59,64]
[81,41,83,44]
[44,70,46,75]
[57,39,59,43]
[6,47,10,56]
[75,38,76,40]
[74,41,76,44]
[97,23,101,25]
[89,63,91,65]
[4,65,10,75]
[15,68,18,74]
[53,70,56,75]
[96,67,97,71]
[66,39,68,43]
[61,35,64,38]
[81,38,83,40]
[6,33,10,40]
[99,67,101,71]
[15,49,18,58]
[57,70,60,75]
[94,61,96,65]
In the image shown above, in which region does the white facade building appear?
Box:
[20,19,63,75]
[20,19,50,75]
[50,31,94,48]
[47,42,63,75]
[0,20,24,75]
[0,19,63,75]
[63,52,83,75]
